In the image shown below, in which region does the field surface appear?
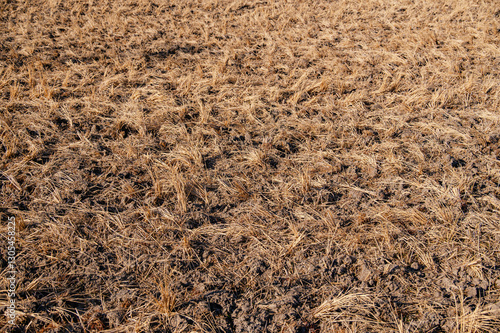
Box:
[1,0,500,331]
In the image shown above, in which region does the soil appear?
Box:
[1,0,500,332]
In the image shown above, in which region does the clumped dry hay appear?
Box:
[1,0,499,331]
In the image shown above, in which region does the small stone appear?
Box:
[485,302,500,311]
[411,262,419,270]
[357,261,372,282]
[465,286,476,298]
[441,277,458,292]
[472,277,488,289]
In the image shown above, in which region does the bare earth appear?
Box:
[1,0,500,332]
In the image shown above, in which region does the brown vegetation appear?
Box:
[1,0,500,331]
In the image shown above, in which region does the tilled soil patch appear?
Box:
[1,0,500,332]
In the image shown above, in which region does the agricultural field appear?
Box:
[1,0,500,331]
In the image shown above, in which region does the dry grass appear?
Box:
[1,0,499,331]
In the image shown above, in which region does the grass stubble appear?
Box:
[0,0,500,331]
